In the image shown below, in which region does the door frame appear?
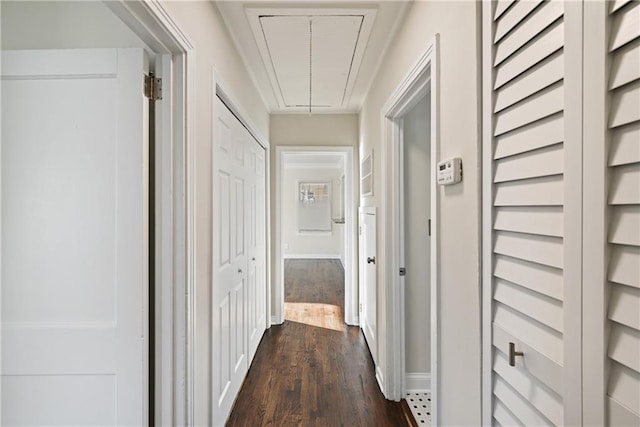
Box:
[274,146,358,326]
[105,2,196,425]
[380,35,440,423]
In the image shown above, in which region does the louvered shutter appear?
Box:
[483,1,583,425]
[606,1,640,424]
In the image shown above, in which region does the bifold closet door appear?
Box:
[212,96,267,425]
[482,1,583,425]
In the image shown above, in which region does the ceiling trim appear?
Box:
[245,5,377,113]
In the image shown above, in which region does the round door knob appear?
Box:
[367,256,376,264]
[237,268,243,274]
[252,257,256,261]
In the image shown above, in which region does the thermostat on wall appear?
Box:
[437,157,462,185]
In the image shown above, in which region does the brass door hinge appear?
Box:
[144,73,162,101]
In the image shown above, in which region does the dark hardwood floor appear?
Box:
[226,259,409,426]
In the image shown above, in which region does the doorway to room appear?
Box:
[274,147,357,328]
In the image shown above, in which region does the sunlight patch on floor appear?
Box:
[284,302,346,332]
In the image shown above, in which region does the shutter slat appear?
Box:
[610,2,640,52]
[495,0,544,43]
[609,245,640,289]
[495,113,563,159]
[493,324,563,395]
[495,51,564,113]
[609,284,640,330]
[494,254,563,301]
[608,323,640,372]
[494,303,563,364]
[494,174,563,206]
[495,278,563,331]
[494,20,564,89]
[494,231,563,269]
[494,143,563,183]
[610,206,640,246]
[609,122,640,166]
[608,396,640,426]
[493,376,555,426]
[495,83,563,136]
[495,0,517,22]
[609,163,640,205]
[494,400,523,427]
[609,80,640,129]
[494,206,563,237]
[493,351,563,425]
[610,39,640,90]
[611,0,634,14]
[608,361,640,415]
[495,0,564,66]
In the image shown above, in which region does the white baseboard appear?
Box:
[270,315,283,326]
[376,366,385,396]
[405,372,431,393]
[284,254,341,259]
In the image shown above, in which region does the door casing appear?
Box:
[379,34,440,425]
[105,2,196,424]
[274,146,358,326]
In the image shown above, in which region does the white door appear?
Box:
[359,207,377,363]
[482,1,584,425]
[247,133,267,362]
[1,48,149,426]
[212,97,249,425]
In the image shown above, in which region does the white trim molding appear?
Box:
[404,373,432,394]
[379,34,440,427]
[275,146,358,326]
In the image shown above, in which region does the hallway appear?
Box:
[226,260,409,426]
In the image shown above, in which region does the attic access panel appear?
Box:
[246,7,377,112]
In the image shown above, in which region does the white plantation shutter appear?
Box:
[606,1,640,424]
[483,1,584,425]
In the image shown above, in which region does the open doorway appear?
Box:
[401,92,432,425]
[274,147,357,329]
[380,36,439,425]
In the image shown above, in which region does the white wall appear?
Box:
[359,1,481,424]
[403,94,431,374]
[282,167,343,258]
[0,1,150,50]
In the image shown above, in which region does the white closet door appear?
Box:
[212,97,249,426]
[482,1,583,425]
[606,1,640,424]
[1,48,148,426]
[247,131,267,363]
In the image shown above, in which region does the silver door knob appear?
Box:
[367,256,376,264]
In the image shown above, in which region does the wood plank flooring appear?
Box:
[226,259,409,426]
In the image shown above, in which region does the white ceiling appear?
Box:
[215,1,409,114]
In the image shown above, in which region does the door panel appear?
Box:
[359,208,377,363]
[212,97,266,425]
[483,1,582,425]
[1,48,148,425]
